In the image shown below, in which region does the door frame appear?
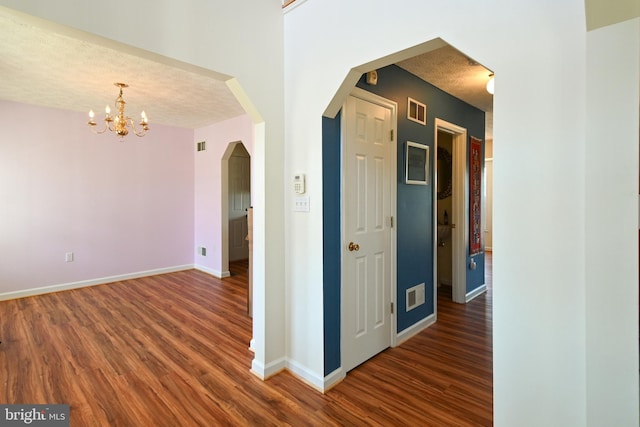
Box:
[434,118,468,304]
[340,87,398,372]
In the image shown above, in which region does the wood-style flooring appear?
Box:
[0,255,492,426]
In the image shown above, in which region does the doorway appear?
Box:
[341,88,397,372]
[228,143,251,262]
[221,141,252,277]
[434,119,467,304]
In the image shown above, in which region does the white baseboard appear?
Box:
[0,264,194,301]
[396,312,436,345]
[251,355,330,393]
[466,284,487,302]
[287,359,325,392]
[250,356,287,380]
[323,367,346,392]
[194,264,230,278]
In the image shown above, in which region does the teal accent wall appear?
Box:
[322,65,485,376]
[322,113,342,375]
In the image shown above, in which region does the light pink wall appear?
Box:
[0,100,194,293]
[194,114,253,276]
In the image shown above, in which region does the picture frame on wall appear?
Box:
[405,141,429,185]
[407,97,427,125]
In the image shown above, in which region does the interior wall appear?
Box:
[194,115,253,277]
[0,100,194,295]
[585,17,640,426]
[285,0,599,423]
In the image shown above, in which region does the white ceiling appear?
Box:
[0,6,492,136]
[0,7,245,130]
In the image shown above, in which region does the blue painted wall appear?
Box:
[322,65,485,376]
[322,113,342,374]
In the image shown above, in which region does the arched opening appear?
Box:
[221,141,252,314]
[322,39,493,393]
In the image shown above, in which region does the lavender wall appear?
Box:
[194,115,253,277]
[0,100,195,295]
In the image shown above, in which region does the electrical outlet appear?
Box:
[65,252,74,262]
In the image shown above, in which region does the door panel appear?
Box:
[342,94,393,372]
[229,155,250,261]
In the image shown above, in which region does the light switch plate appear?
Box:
[294,196,310,212]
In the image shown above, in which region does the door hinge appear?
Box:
[390,302,394,314]
[390,216,394,228]
[390,129,394,141]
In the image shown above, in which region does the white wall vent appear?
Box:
[406,283,426,311]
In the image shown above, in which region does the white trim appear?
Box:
[0,265,193,301]
[396,313,436,345]
[287,359,326,392]
[194,264,230,278]
[466,284,487,303]
[323,367,346,392]
[282,0,308,14]
[250,356,287,380]
[434,118,468,305]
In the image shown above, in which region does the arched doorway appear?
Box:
[221,141,251,278]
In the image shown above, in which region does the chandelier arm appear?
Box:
[126,117,148,137]
[88,122,109,135]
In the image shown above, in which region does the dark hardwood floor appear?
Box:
[0,255,492,426]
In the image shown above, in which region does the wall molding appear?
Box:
[251,356,287,380]
[0,265,193,301]
[287,359,326,392]
[194,264,230,278]
[323,367,346,392]
[396,312,436,345]
[466,284,487,303]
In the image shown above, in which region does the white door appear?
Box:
[342,91,395,372]
[229,155,250,261]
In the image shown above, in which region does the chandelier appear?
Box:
[88,83,149,138]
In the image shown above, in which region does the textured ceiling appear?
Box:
[0,7,492,137]
[0,7,245,130]
[397,45,494,140]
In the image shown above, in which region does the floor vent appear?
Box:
[406,283,426,311]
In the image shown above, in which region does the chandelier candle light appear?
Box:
[88,83,149,138]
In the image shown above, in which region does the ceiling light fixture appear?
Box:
[486,73,495,95]
[88,83,149,138]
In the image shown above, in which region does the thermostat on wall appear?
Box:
[294,174,306,194]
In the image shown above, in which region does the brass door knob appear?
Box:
[348,242,360,252]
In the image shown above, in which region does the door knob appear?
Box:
[348,242,360,252]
